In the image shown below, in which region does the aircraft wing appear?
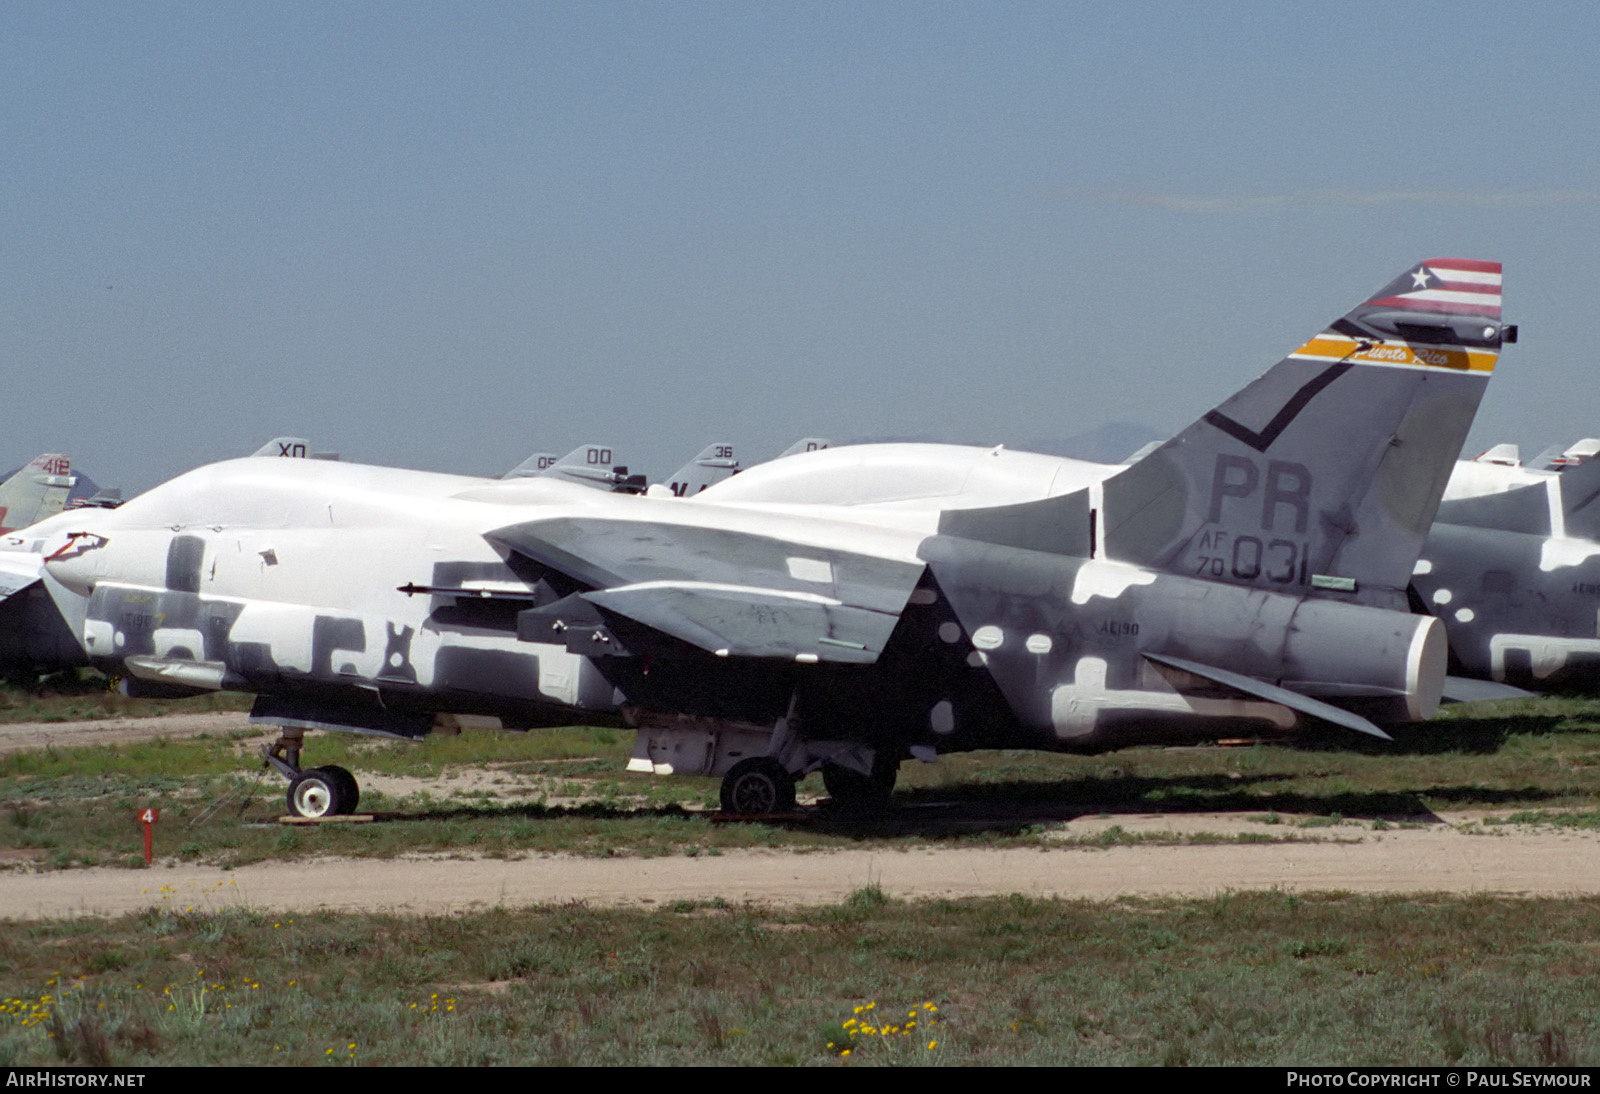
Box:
[0,556,40,601]
[487,517,926,663]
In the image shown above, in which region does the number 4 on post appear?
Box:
[138,807,159,866]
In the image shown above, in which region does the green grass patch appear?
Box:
[0,892,1596,1065]
[1,694,1599,868]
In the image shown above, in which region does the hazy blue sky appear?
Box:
[5,2,1599,491]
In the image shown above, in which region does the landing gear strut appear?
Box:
[263,728,362,818]
[821,751,900,811]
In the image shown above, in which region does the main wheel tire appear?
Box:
[319,765,361,814]
[720,758,796,816]
[822,752,900,810]
[287,768,351,819]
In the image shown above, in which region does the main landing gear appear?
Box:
[264,727,362,818]
[719,758,797,815]
[716,751,901,817]
[820,750,900,811]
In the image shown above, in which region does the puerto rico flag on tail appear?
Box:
[1363,258,1501,319]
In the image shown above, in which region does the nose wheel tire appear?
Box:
[719,758,796,816]
[287,767,359,819]
[318,765,360,814]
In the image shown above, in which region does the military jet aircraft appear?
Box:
[0,455,77,534]
[1409,440,1600,688]
[1,258,1511,818]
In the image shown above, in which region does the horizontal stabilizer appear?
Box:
[1143,652,1392,740]
[1439,675,1535,703]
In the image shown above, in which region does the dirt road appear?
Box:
[4,820,1598,920]
[0,710,253,755]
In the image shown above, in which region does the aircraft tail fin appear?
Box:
[1101,259,1507,609]
[503,451,560,479]
[0,454,75,533]
[663,443,739,497]
[542,444,646,493]
[249,437,337,460]
[775,437,831,460]
[251,437,312,458]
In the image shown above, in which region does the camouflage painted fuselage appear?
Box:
[1413,456,1600,686]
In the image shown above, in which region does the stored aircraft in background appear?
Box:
[643,438,832,498]
[656,443,740,497]
[1409,439,1600,688]
[251,437,339,461]
[0,259,1513,818]
[0,455,77,534]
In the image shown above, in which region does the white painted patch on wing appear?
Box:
[1070,560,1156,606]
[1432,588,1453,605]
[1026,633,1053,655]
[929,700,954,735]
[785,557,834,584]
[938,621,962,644]
[1540,538,1600,572]
[971,625,1004,650]
[1454,608,1475,623]
[1413,559,1433,576]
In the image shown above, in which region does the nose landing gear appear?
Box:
[264,728,362,819]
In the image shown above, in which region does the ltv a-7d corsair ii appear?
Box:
[0,259,1511,817]
[1410,437,1600,690]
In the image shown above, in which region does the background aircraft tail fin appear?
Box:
[663,443,739,497]
[1101,259,1507,609]
[503,451,560,479]
[542,444,646,492]
[0,454,75,533]
[250,437,312,458]
[249,437,338,460]
[775,437,831,460]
